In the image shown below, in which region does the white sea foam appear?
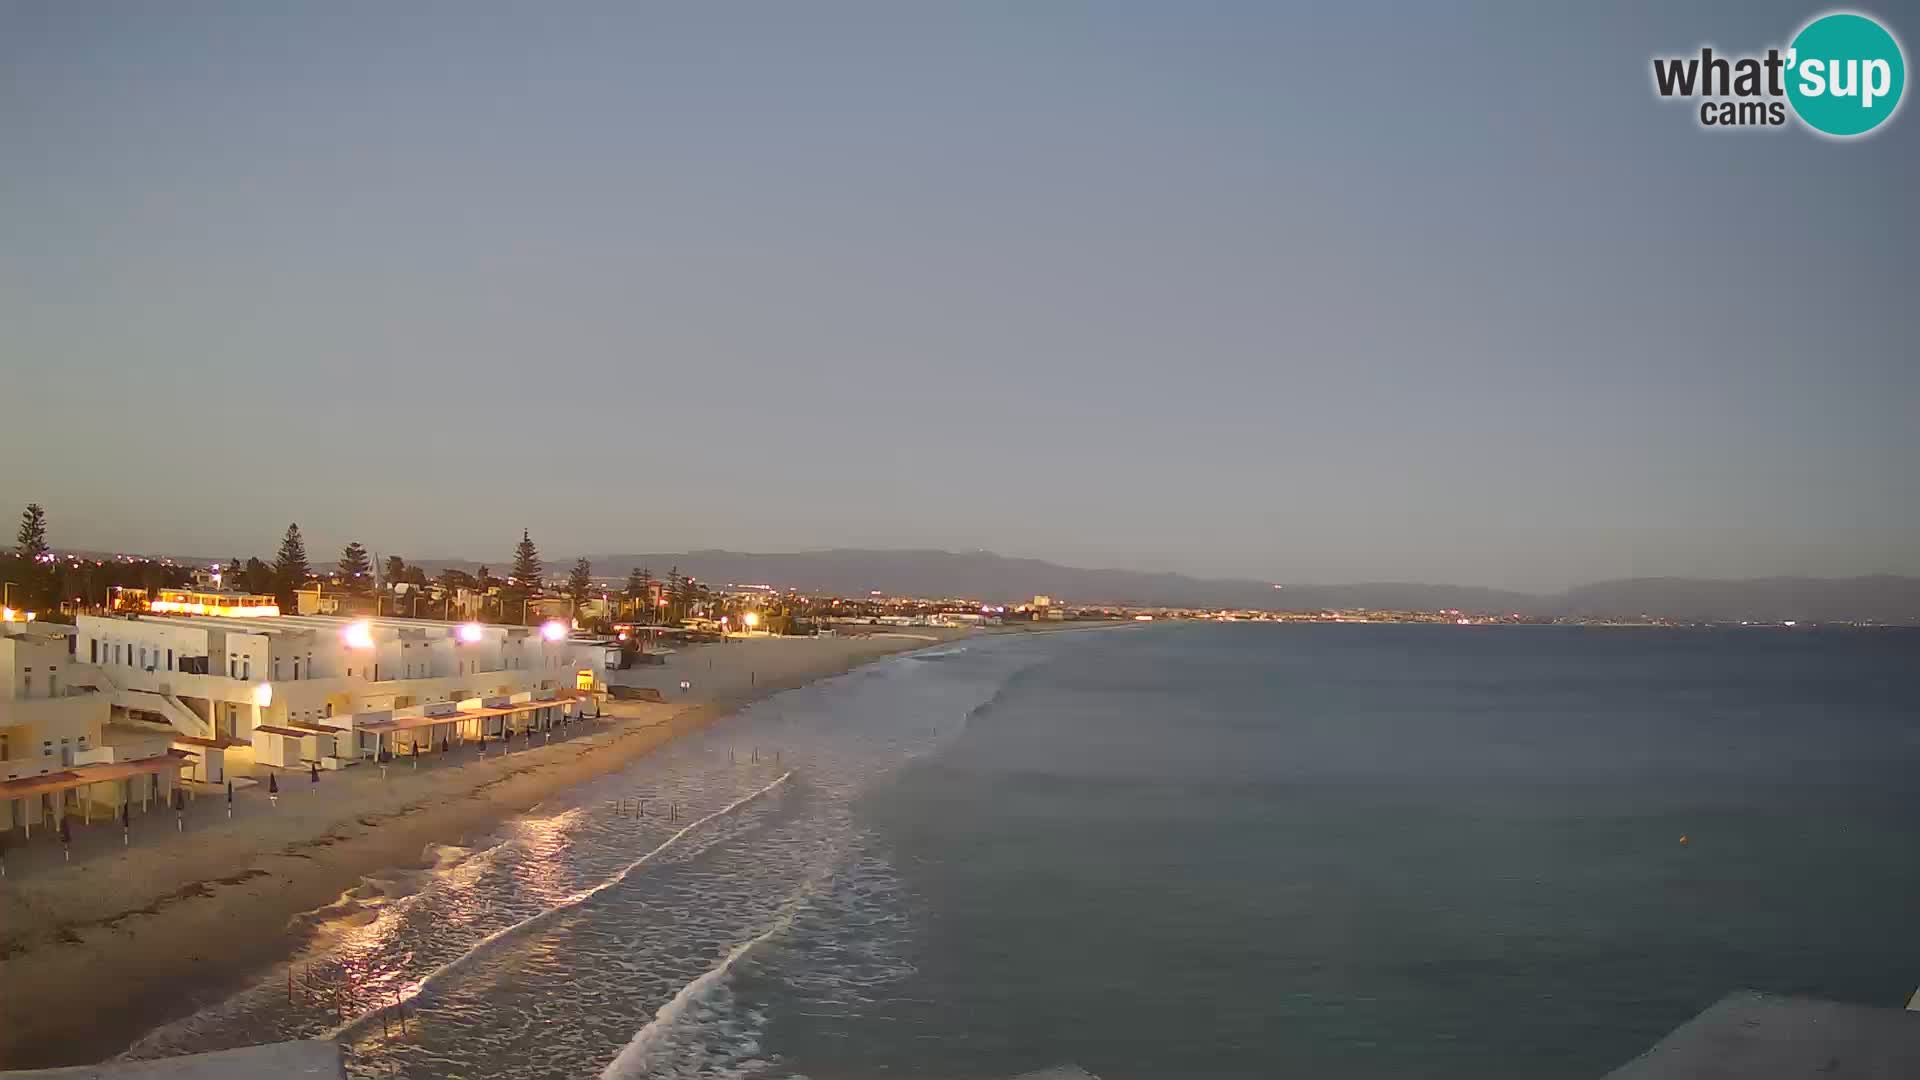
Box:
[597,905,801,1080]
[329,770,793,1039]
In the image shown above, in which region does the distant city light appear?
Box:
[540,620,567,641]
[343,620,375,649]
[457,622,485,643]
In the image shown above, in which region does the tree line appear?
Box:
[6,504,729,629]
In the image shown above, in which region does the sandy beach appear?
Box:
[0,630,965,1069]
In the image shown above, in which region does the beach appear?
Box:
[0,630,962,1069]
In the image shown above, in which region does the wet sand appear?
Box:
[0,631,963,1069]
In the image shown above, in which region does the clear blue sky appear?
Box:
[3,2,1914,590]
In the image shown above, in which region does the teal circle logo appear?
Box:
[1786,12,1906,136]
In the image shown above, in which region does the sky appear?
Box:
[2,2,1915,592]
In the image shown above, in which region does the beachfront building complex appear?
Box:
[71,611,603,749]
[1,622,188,832]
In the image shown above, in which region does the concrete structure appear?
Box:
[71,613,603,750]
[2,623,186,832]
[1604,991,1920,1079]
[0,1038,344,1079]
[292,586,342,616]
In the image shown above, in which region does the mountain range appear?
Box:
[409,548,1919,624]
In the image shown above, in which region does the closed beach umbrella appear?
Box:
[226,780,234,803]
[268,773,279,794]
[311,760,320,782]
[59,816,72,846]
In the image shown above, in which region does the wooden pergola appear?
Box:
[356,696,581,757]
[0,749,194,836]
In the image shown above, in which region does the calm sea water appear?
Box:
[128,624,1920,1079]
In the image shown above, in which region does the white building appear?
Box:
[72,613,605,744]
[2,623,185,832]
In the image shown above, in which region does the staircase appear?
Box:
[77,665,213,739]
[117,688,213,739]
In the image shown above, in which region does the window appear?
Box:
[22,675,32,696]
[243,660,251,680]
[293,659,300,680]
[140,647,148,668]
[90,640,99,663]
[167,649,174,670]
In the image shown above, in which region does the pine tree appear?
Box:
[241,557,274,595]
[510,530,542,591]
[623,567,646,620]
[338,542,372,589]
[567,558,593,609]
[385,555,407,586]
[13,503,53,609]
[15,503,49,562]
[273,523,312,608]
[665,566,683,623]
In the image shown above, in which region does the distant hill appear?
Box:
[1551,575,1920,624]
[405,549,1920,624]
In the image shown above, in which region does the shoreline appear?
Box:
[0,631,966,1069]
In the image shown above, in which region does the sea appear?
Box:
[122,623,1920,1079]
